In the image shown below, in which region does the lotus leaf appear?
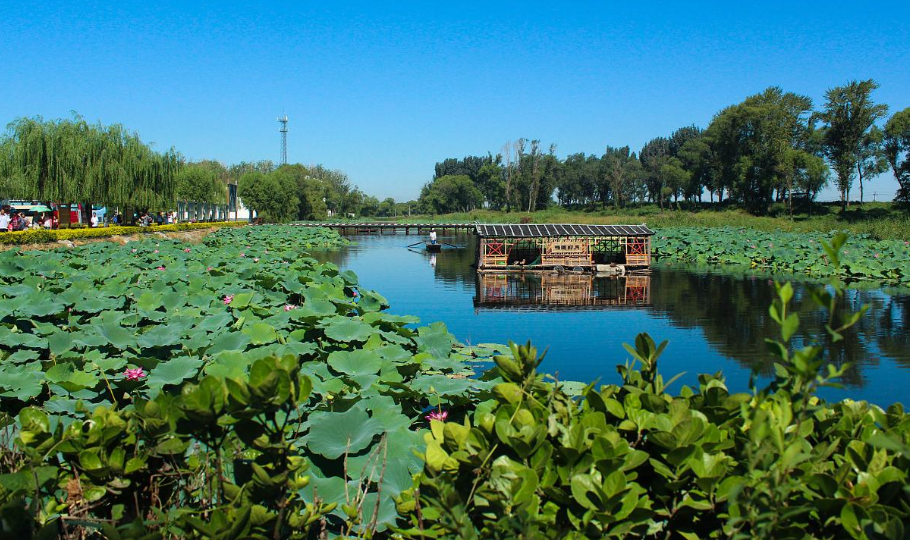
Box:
[322,316,373,342]
[327,349,383,376]
[146,356,203,389]
[306,405,385,459]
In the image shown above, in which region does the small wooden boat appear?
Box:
[425,242,442,253]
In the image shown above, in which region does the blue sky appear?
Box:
[2,1,908,202]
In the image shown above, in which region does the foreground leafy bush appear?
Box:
[652,227,910,286]
[0,222,244,245]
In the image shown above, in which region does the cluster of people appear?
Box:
[0,205,191,231]
[135,211,176,227]
[0,208,53,231]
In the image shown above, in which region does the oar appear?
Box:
[441,242,460,248]
[406,241,423,248]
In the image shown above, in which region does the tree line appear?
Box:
[236,162,401,222]
[421,80,910,215]
[0,114,391,222]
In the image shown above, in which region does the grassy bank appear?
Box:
[395,202,910,240]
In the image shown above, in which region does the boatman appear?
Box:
[429,229,437,245]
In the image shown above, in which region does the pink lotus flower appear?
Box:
[426,410,448,422]
[905,241,909,246]
[253,257,259,262]
[157,266,166,271]
[184,248,191,253]
[239,253,245,258]
[124,367,146,381]
[131,248,137,253]
[750,244,756,249]
[284,304,296,311]
[352,290,358,297]
[153,249,159,254]
[223,294,234,305]
[874,253,880,258]
[207,266,213,271]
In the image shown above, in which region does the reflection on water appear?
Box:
[475,273,651,310]
[312,233,910,405]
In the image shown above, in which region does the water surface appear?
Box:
[312,233,909,406]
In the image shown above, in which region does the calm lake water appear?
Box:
[312,233,910,406]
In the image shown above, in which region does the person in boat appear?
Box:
[429,229,437,245]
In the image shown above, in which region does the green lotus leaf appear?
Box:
[78,296,124,314]
[47,331,75,355]
[146,356,203,389]
[229,292,255,309]
[306,405,384,459]
[45,363,99,390]
[0,328,48,349]
[243,322,278,345]
[292,298,337,318]
[14,295,61,318]
[194,312,234,332]
[328,349,382,377]
[322,316,373,342]
[137,324,184,348]
[415,322,455,359]
[0,365,44,401]
[207,332,251,354]
[410,374,478,397]
[98,323,136,350]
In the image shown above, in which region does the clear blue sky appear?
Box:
[3,1,908,202]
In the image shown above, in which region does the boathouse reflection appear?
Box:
[474,273,651,311]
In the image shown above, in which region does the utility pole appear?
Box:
[277,115,288,165]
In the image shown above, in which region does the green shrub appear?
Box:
[0,222,245,245]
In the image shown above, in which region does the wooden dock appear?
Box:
[290,222,474,235]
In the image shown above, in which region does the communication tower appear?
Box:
[277,115,288,165]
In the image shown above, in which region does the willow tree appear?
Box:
[0,115,178,209]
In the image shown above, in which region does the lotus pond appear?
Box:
[0,226,507,528]
[311,231,910,406]
[2,225,909,538]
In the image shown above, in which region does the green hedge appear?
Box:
[0,221,246,245]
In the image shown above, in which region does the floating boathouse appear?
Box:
[474,224,654,272]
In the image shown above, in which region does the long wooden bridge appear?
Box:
[290,222,474,235]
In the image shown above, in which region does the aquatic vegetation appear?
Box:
[0,225,505,534]
[1,229,908,539]
[652,227,910,285]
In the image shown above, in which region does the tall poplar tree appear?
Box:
[816,79,888,210]
[884,107,910,204]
